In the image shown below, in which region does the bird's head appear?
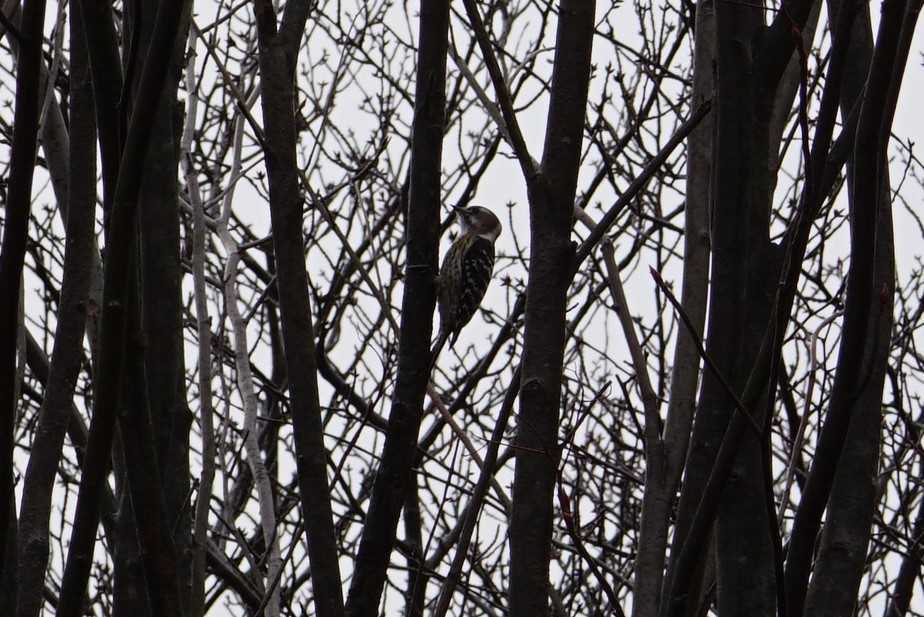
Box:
[452,205,502,242]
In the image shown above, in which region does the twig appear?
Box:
[777,309,842,526]
[0,5,23,44]
[431,367,520,617]
[602,242,661,442]
[556,464,627,617]
[574,99,713,270]
[650,268,761,435]
[460,0,538,178]
[425,384,512,513]
[181,32,219,617]
[214,97,283,617]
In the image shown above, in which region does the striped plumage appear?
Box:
[431,205,502,366]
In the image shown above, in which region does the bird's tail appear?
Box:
[429,330,450,374]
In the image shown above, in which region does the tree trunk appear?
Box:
[509,2,596,615]
[343,2,449,615]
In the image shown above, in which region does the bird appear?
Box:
[430,205,502,369]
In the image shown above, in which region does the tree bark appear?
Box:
[56,2,190,614]
[800,0,919,613]
[663,0,835,613]
[343,2,449,616]
[639,2,713,616]
[0,0,45,586]
[252,3,345,616]
[132,3,192,600]
[711,4,778,612]
[509,2,596,616]
[784,0,919,613]
[14,4,96,615]
[668,1,778,614]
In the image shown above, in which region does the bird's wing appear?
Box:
[454,236,495,333]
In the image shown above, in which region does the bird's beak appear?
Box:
[451,205,468,221]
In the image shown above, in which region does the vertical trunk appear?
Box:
[784,0,918,613]
[712,5,778,611]
[669,2,777,615]
[112,490,151,617]
[509,2,595,615]
[251,4,345,616]
[0,0,46,587]
[183,34,216,617]
[117,240,185,616]
[343,2,448,615]
[113,3,191,614]
[766,3,821,199]
[75,0,122,212]
[56,2,190,614]
[15,4,97,615]
[403,478,427,617]
[136,0,193,606]
[648,2,714,615]
[0,500,14,614]
[801,0,918,613]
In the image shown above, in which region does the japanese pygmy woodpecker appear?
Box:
[431,205,502,366]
